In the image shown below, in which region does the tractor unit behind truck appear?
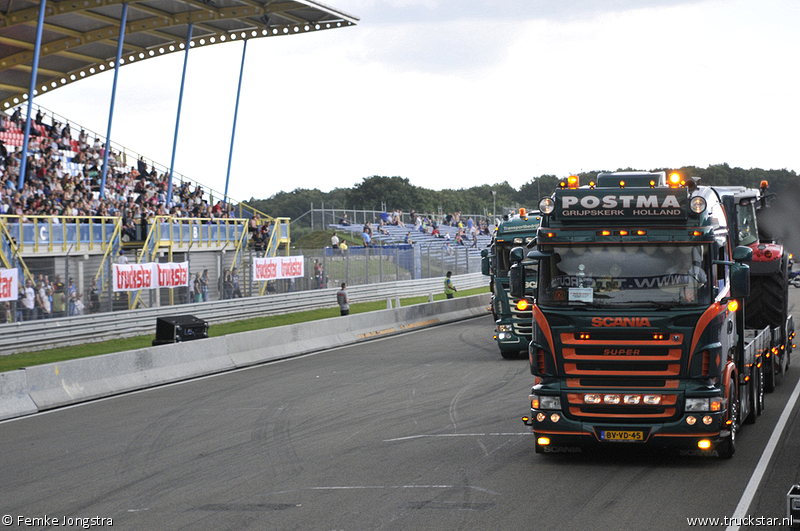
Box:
[481,208,541,359]
[715,183,794,392]
[513,171,773,458]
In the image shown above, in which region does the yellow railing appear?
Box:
[258,217,291,296]
[129,216,251,309]
[0,215,121,254]
[0,218,33,282]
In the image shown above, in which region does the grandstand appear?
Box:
[0,0,358,325]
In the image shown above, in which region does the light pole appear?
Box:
[491,191,496,226]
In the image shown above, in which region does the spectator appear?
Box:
[88,279,100,313]
[74,293,84,315]
[231,267,243,298]
[336,282,350,316]
[222,269,233,300]
[200,269,210,302]
[444,271,457,299]
[339,213,350,225]
[22,278,36,320]
[404,232,414,245]
[52,275,66,318]
[68,278,76,316]
[193,272,202,303]
[313,260,322,288]
[331,231,339,249]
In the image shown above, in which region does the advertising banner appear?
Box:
[253,256,304,281]
[0,268,19,302]
[113,262,190,292]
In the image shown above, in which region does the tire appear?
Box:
[744,362,764,423]
[718,382,738,459]
[756,361,765,416]
[745,261,788,333]
[500,349,526,360]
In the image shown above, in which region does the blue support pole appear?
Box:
[167,23,193,207]
[224,38,248,205]
[17,0,48,191]
[99,3,129,200]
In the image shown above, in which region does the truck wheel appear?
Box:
[500,350,524,360]
[765,350,776,393]
[756,361,765,416]
[744,362,764,423]
[719,383,738,459]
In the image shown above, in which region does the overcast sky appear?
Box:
[35,0,800,202]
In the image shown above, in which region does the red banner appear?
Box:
[253,256,304,281]
[113,262,190,292]
[0,269,19,302]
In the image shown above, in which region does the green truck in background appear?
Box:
[481,208,541,359]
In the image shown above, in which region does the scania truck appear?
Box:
[514,171,772,458]
[481,208,541,359]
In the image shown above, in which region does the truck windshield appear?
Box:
[537,244,711,307]
[736,202,758,247]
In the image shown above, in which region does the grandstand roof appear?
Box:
[0,0,358,111]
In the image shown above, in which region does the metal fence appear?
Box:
[0,272,489,355]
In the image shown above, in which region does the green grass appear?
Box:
[0,286,490,373]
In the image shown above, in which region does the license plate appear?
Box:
[601,430,644,441]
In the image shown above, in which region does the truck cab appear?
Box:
[516,171,763,457]
[481,208,540,358]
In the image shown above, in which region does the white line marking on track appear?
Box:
[383,432,531,442]
[726,374,800,531]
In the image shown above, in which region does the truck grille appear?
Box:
[510,302,532,337]
[559,331,685,423]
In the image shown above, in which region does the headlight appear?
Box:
[685,397,723,412]
[530,394,561,410]
[685,398,709,412]
[498,324,513,332]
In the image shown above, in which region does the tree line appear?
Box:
[243,164,800,224]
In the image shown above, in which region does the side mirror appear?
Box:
[733,245,753,263]
[509,246,525,298]
[510,262,525,299]
[481,249,490,276]
[731,263,750,299]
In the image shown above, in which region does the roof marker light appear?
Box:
[668,172,682,188]
[567,175,579,189]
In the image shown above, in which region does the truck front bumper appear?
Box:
[524,411,727,455]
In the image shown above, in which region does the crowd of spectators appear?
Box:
[0,108,238,238]
[3,272,101,322]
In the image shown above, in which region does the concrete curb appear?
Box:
[0,293,491,421]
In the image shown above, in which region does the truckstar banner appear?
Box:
[0,268,19,302]
[113,262,190,292]
[253,256,304,281]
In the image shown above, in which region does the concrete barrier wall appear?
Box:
[0,293,491,421]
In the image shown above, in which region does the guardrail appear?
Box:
[0,272,489,355]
